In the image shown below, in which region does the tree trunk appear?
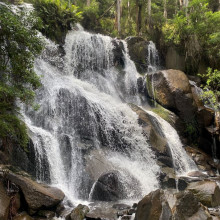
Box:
[116,0,121,35]
[136,0,143,36]
[147,0,151,28]
[87,0,90,6]
[164,0,167,20]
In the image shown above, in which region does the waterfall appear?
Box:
[145,41,160,105]
[146,41,160,73]
[23,26,160,203]
[144,110,198,175]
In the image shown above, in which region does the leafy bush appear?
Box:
[199,68,220,110]
[0,5,44,147]
[33,0,82,43]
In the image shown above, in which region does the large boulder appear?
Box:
[90,171,126,201]
[146,69,197,121]
[70,204,89,220]
[135,189,172,220]
[5,172,65,213]
[187,181,220,207]
[129,104,171,158]
[126,37,149,73]
[0,181,10,220]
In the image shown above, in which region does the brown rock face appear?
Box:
[6,172,65,212]
[135,189,172,220]
[147,69,197,121]
[0,181,10,220]
[187,181,220,207]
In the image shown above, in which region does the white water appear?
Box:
[144,110,198,175]
[23,26,160,203]
[145,41,160,105]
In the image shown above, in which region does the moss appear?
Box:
[152,105,172,124]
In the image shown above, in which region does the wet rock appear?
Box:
[187,181,220,207]
[172,191,200,219]
[146,69,197,121]
[121,215,133,220]
[185,147,218,173]
[128,209,136,215]
[90,171,126,201]
[129,104,172,158]
[112,204,131,210]
[135,189,170,220]
[6,172,65,213]
[0,181,10,220]
[86,205,117,220]
[187,171,209,178]
[117,210,128,217]
[37,210,55,219]
[70,204,89,220]
[13,212,33,220]
[126,37,149,73]
[112,40,125,68]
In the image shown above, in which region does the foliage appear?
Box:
[0,5,44,147]
[184,119,199,143]
[199,68,220,110]
[162,0,220,72]
[33,0,82,43]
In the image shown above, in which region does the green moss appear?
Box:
[152,105,172,124]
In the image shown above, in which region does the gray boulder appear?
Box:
[90,171,126,201]
[187,180,220,207]
[70,204,89,220]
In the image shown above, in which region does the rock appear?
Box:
[117,210,128,217]
[90,171,126,201]
[165,47,185,72]
[172,191,200,219]
[112,204,131,210]
[13,212,33,220]
[37,210,55,219]
[129,104,172,158]
[121,215,133,220]
[146,69,197,121]
[187,181,220,207]
[0,181,10,220]
[70,204,89,220]
[128,209,136,215]
[187,171,209,178]
[5,172,65,213]
[135,189,171,220]
[185,147,218,172]
[86,204,117,220]
[112,40,125,68]
[126,37,149,73]
[186,205,212,220]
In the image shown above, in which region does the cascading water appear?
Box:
[145,41,160,105]
[23,26,160,203]
[146,41,160,73]
[144,110,198,175]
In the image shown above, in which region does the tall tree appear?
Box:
[116,0,121,34]
[164,0,167,20]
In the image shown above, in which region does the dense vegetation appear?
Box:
[0,5,44,147]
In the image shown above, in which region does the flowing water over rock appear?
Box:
[144,110,197,175]
[21,26,198,204]
[23,27,161,203]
